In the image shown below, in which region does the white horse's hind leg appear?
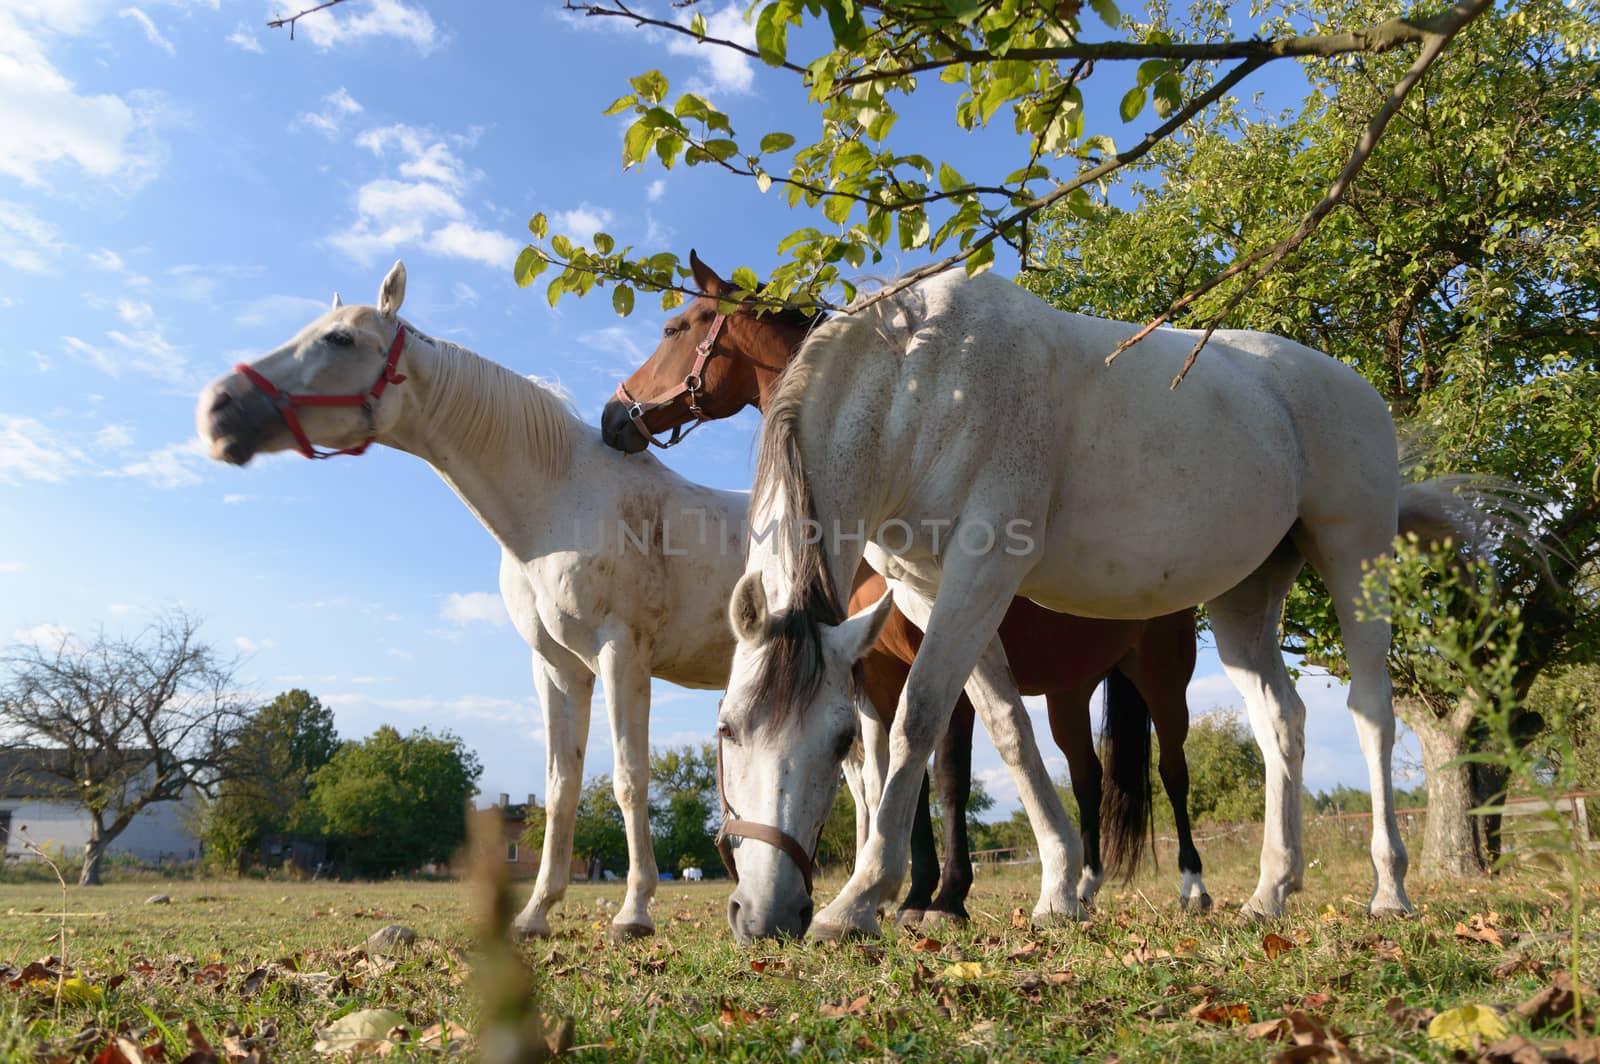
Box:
[1205,543,1307,920]
[515,643,595,938]
[842,751,870,857]
[1297,531,1411,916]
[599,637,659,938]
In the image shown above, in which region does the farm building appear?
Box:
[0,749,203,866]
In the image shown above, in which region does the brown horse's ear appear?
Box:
[688,249,727,298]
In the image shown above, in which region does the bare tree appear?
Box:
[0,611,249,884]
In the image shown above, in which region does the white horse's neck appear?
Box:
[379,327,577,553]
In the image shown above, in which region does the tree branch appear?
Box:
[267,0,348,40]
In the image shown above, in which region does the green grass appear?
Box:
[1,823,1595,1061]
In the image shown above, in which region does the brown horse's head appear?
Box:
[599,251,820,453]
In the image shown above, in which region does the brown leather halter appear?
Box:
[612,311,728,449]
[714,732,819,896]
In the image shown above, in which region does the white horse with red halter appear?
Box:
[716,268,1514,943]
[196,261,750,940]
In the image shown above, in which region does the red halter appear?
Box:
[234,323,409,460]
[614,312,727,449]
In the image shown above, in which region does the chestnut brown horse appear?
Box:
[600,252,1212,919]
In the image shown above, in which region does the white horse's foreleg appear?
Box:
[842,750,870,858]
[1300,534,1411,915]
[1206,545,1306,920]
[599,637,659,938]
[514,643,595,938]
[813,545,1078,938]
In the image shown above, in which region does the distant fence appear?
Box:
[977,790,1600,862]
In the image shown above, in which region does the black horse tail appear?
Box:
[1099,666,1155,883]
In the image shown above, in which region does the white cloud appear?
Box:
[107,602,135,616]
[115,298,154,326]
[0,6,164,187]
[221,492,254,504]
[234,293,329,329]
[88,248,125,271]
[554,203,615,239]
[441,591,508,627]
[0,416,87,484]
[0,201,64,273]
[94,423,134,449]
[234,635,276,654]
[646,179,666,203]
[426,221,518,268]
[270,0,438,53]
[64,301,188,383]
[330,123,510,270]
[665,3,757,95]
[0,561,23,574]
[106,437,207,489]
[13,623,74,649]
[324,691,526,723]
[225,23,262,52]
[299,86,363,137]
[119,7,174,55]
[451,281,478,306]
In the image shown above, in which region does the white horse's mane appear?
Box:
[417,331,578,478]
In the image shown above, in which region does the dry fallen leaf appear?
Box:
[819,994,871,1019]
[941,962,986,983]
[718,998,761,1027]
[910,937,943,954]
[1192,1002,1251,1026]
[1427,1004,1508,1053]
[1262,932,1296,961]
[312,1008,407,1054]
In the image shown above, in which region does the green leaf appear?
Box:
[623,121,655,168]
[1087,0,1120,27]
[593,232,615,255]
[675,94,711,121]
[703,138,739,161]
[513,247,545,288]
[527,213,547,239]
[602,94,637,117]
[689,12,707,36]
[760,131,796,153]
[1119,86,1146,123]
[547,276,565,309]
[1152,73,1182,119]
[965,241,995,276]
[823,195,853,224]
[612,285,634,317]
[628,70,670,105]
[661,289,685,311]
[1136,58,1172,89]
[755,2,790,66]
[898,209,930,250]
[550,234,572,259]
[938,162,964,193]
[755,170,773,193]
[732,266,760,292]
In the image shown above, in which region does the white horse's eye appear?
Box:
[717,721,734,740]
[326,331,355,347]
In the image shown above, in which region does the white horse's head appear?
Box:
[196,261,411,464]
[719,571,893,942]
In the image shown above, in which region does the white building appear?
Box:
[0,750,203,864]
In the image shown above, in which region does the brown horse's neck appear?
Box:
[752,318,817,413]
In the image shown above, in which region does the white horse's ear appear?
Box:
[378,261,407,319]
[729,572,771,643]
[826,589,893,664]
[331,292,343,309]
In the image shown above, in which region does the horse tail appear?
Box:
[1396,475,1553,573]
[1099,666,1155,883]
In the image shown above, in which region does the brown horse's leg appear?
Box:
[1135,611,1212,910]
[1048,685,1102,906]
[926,694,976,923]
[897,770,941,922]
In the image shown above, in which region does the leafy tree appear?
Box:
[0,611,246,885]
[570,775,628,875]
[1150,709,1266,827]
[517,797,549,858]
[308,726,482,877]
[647,744,720,876]
[523,0,1494,331]
[202,689,338,872]
[1023,0,1600,875]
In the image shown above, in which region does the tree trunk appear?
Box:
[1411,711,1492,877]
[79,816,106,886]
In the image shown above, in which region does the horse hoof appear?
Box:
[919,909,968,929]
[1179,892,1214,914]
[1030,909,1078,929]
[513,917,553,940]
[609,922,655,943]
[894,909,926,929]
[810,919,874,943]
[1367,904,1411,920]
[1197,893,1214,913]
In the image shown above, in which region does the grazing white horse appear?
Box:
[716,268,1505,942]
[195,262,747,940]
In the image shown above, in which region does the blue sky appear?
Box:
[0,0,1418,817]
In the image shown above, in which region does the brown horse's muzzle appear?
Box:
[195,372,279,465]
[599,397,650,454]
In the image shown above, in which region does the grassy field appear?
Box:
[1,823,1595,1061]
